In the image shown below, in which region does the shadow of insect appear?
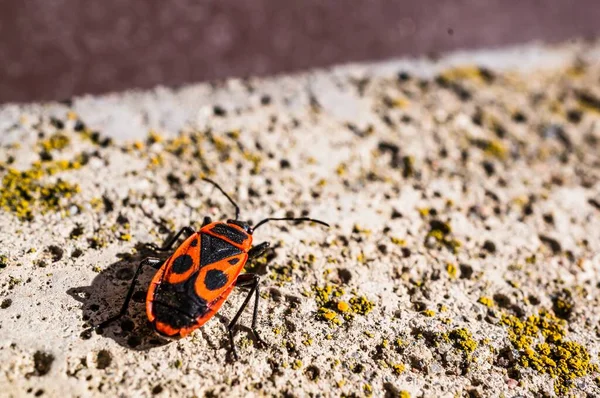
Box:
[67,243,171,350]
[67,242,265,355]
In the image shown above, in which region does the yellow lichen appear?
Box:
[147,130,163,144]
[305,253,316,264]
[336,163,347,176]
[292,359,303,370]
[119,233,132,242]
[392,363,406,375]
[478,296,494,307]
[164,135,192,156]
[0,255,9,270]
[39,132,70,152]
[268,265,293,286]
[391,97,410,108]
[314,284,345,305]
[484,139,507,159]
[0,162,81,221]
[426,220,461,253]
[439,65,491,83]
[417,207,430,217]
[356,252,366,263]
[318,307,341,325]
[501,310,598,395]
[314,284,374,325]
[352,224,371,235]
[390,237,406,246]
[428,229,444,241]
[148,154,164,169]
[552,289,574,320]
[89,197,103,211]
[227,130,240,140]
[447,328,478,354]
[349,295,374,315]
[88,236,108,249]
[446,263,458,279]
[242,151,262,174]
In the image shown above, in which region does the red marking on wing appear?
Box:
[146,233,200,325]
[195,252,247,303]
[146,236,248,338]
[162,233,201,285]
[146,266,164,324]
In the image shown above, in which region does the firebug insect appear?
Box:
[96,178,329,359]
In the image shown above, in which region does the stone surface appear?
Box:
[1,41,600,397]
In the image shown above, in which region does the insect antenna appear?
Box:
[202,178,240,220]
[253,217,329,231]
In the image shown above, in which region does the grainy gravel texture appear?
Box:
[1,41,600,398]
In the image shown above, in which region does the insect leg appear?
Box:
[227,273,263,360]
[146,226,195,252]
[235,274,264,344]
[247,242,270,260]
[201,216,212,227]
[96,257,162,331]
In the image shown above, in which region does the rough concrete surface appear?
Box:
[1,41,600,397]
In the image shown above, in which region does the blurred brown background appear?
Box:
[1,0,599,104]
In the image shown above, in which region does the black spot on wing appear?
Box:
[172,254,194,274]
[152,302,195,329]
[200,233,242,267]
[204,269,229,291]
[210,223,247,244]
[152,272,209,327]
[190,238,198,247]
[228,257,240,265]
